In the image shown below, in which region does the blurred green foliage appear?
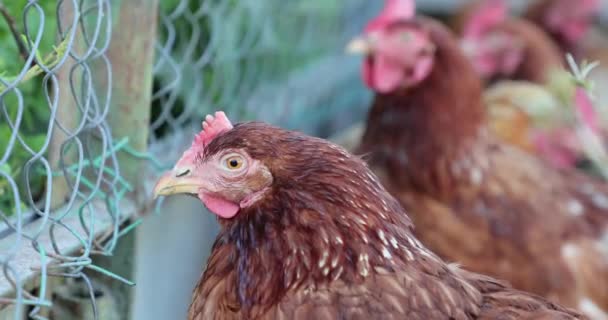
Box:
[0,1,58,216]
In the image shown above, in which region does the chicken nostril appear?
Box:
[176,169,191,177]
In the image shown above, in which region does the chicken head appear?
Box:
[460,0,525,80]
[154,111,273,219]
[346,0,435,93]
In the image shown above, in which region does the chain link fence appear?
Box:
[152,0,379,141]
[0,0,125,319]
[0,0,380,318]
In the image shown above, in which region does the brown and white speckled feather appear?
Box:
[178,122,585,320]
[357,16,608,318]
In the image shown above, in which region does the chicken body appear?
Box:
[155,117,586,319]
[353,13,608,319]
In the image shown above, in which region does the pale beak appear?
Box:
[346,36,373,55]
[153,170,201,199]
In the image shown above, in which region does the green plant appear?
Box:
[0,1,59,216]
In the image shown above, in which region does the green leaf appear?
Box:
[0,163,11,175]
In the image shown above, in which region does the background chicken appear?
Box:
[459,0,563,84]
[335,0,601,173]
[345,0,608,318]
[456,0,608,173]
[153,111,586,320]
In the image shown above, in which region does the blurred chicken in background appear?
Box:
[459,0,563,84]
[338,0,608,175]
[343,0,608,317]
[455,0,608,176]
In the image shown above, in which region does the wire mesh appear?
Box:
[152,0,379,145]
[0,0,131,319]
[0,0,382,318]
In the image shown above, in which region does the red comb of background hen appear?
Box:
[175,111,233,167]
[463,0,507,38]
[364,0,415,33]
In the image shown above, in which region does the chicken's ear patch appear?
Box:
[464,0,507,38]
[193,111,234,148]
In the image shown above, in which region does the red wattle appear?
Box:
[363,57,404,93]
[201,194,239,219]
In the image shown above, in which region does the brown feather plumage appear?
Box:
[358,16,608,318]
[177,121,586,320]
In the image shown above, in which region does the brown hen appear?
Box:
[154,111,586,320]
[459,0,563,84]
[347,1,608,318]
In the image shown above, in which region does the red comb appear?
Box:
[192,111,234,148]
[365,0,415,32]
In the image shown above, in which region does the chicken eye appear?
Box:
[223,155,245,170]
